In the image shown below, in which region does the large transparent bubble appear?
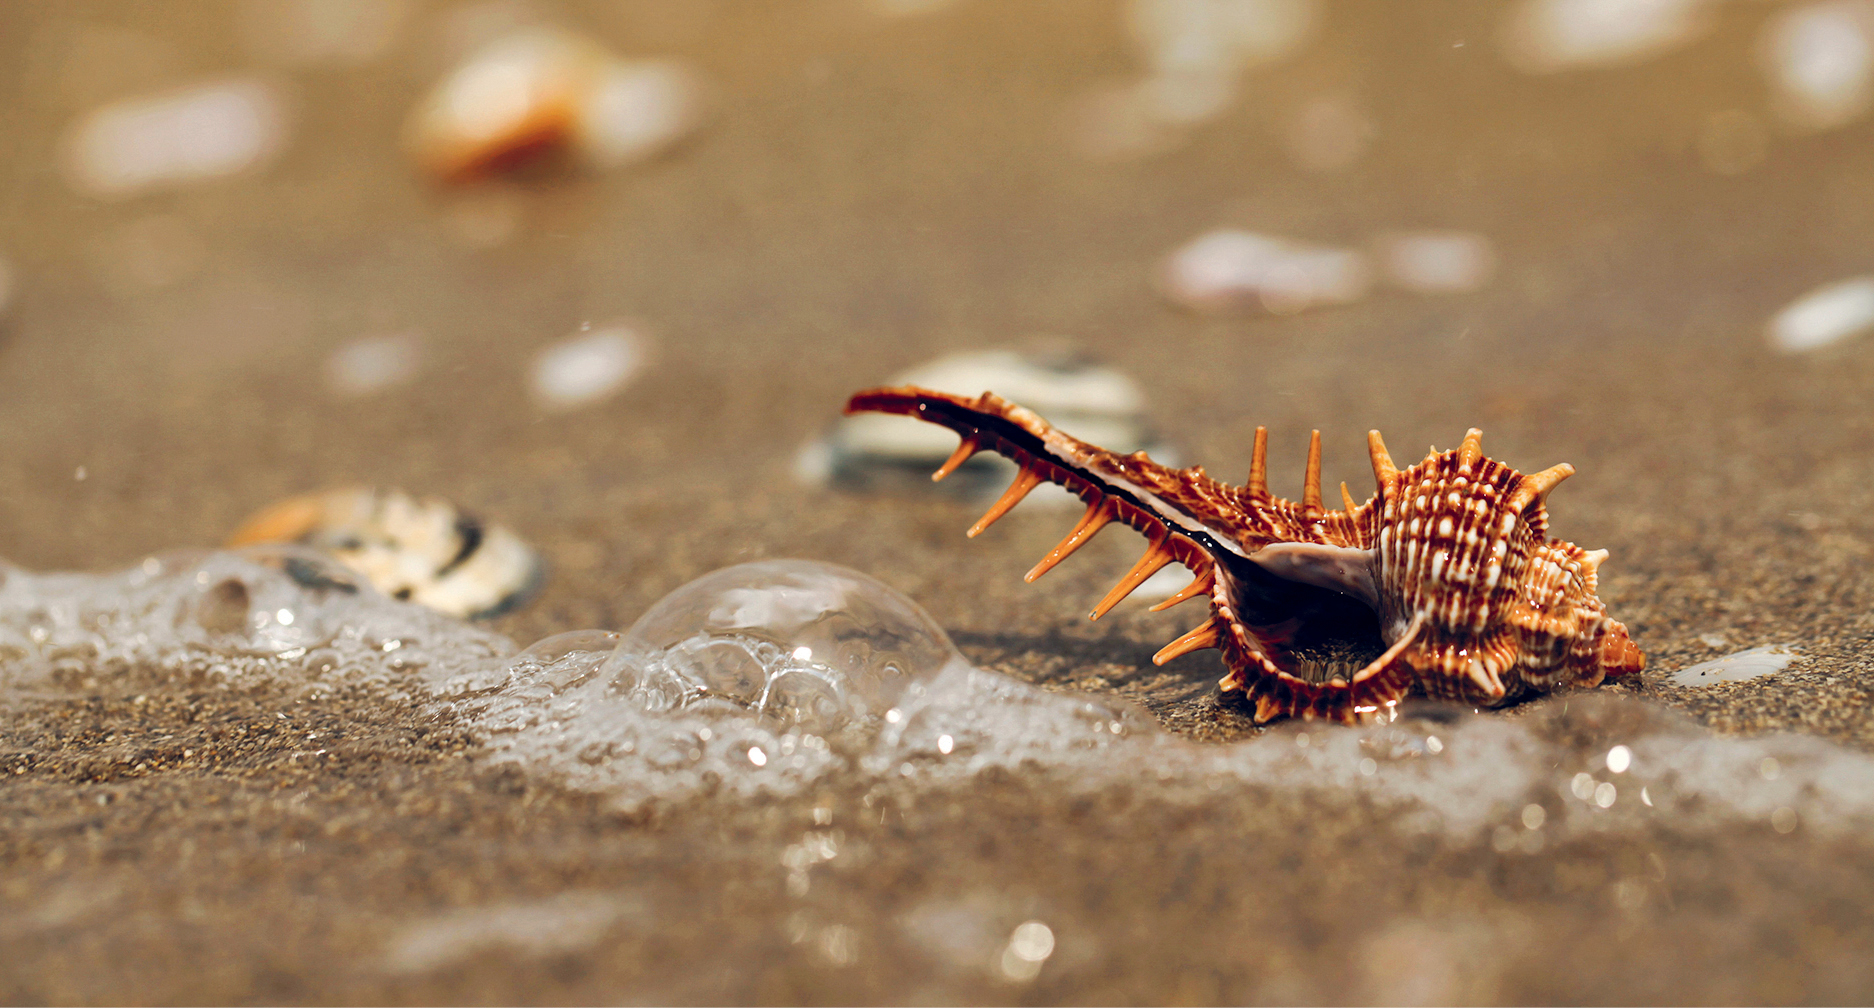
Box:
[615,559,962,730]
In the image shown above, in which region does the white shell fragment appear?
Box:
[1072,0,1317,160]
[1158,229,1372,315]
[228,487,544,619]
[530,324,647,411]
[1670,645,1803,686]
[1759,1,1874,131]
[239,0,412,67]
[1498,0,1710,74]
[1766,276,1874,352]
[325,332,424,397]
[404,28,704,181]
[1373,231,1498,294]
[808,346,1167,495]
[65,79,288,198]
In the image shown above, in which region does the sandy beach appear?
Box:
[3,1,1874,1003]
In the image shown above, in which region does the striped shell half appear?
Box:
[844,386,1643,725]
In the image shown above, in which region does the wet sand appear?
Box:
[4,1,1874,1003]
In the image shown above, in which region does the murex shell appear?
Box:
[844,386,1644,724]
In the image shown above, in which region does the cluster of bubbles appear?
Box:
[5,550,1872,853]
[433,560,1153,807]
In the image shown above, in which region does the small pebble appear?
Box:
[1766,276,1874,352]
[65,79,287,198]
[1498,0,1710,73]
[1158,228,1371,315]
[530,325,647,411]
[1759,1,1874,131]
[1373,231,1497,294]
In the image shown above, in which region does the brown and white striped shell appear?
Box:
[844,386,1644,725]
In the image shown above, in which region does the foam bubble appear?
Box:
[0,547,509,695]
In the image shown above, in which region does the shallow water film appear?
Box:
[7,0,1874,1004]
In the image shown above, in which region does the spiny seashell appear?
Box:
[844,386,1644,725]
[228,487,543,619]
[403,27,704,182]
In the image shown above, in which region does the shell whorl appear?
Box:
[842,386,1643,724]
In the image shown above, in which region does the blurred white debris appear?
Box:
[1133,565,1195,601]
[1066,80,1188,162]
[1696,109,1769,175]
[404,27,704,181]
[1766,276,1874,352]
[1128,0,1317,88]
[1284,94,1374,172]
[867,0,965,16]
[573,59,706,170]
[1373,231,1497,294]
[1073,0,1317,159]
[531,324,647,410]
[1158,229,1371,315]
[240,0,411,67]
[65,79,287,198]
[325,333,424,396]
[88,214,206,294]
[1499,0,1711,74]
[384,892,641,973]
[1670,645,1802,686]
[1760,1,1874,131]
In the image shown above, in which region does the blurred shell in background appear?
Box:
[1498,0,1711,74]
[1759,1,1874,132]
[1766,275,1874,353]
[1071,0,1317,160]
[1372,231,1498,295]
[228,487,544,619]
[1158,228,1371,315]
[801,345,1168,499]
[403,26,705,182]
[63,78,288,198]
